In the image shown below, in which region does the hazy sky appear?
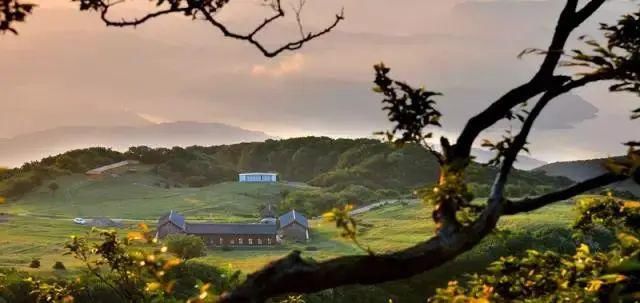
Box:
[0,0,638,162]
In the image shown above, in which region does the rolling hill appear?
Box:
[535,157,639,195]
[0,137,573,218]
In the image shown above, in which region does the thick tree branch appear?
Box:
[220,198,502,303]
[452,0,605,161]
[575,0,607,25]
[488,70,613,211]
[502,172,629,215]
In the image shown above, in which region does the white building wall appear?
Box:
[239,173,277,183]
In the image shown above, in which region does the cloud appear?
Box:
[251,53,305,77]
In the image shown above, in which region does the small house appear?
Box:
[156,210,186,238]
[238,172,278,183]
[278,210,310,242]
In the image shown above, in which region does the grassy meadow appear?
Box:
[0,168,601,299]
[1,177,583,276]
[0,165,310,221]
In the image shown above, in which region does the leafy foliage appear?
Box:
[322,204,371,253]
[373,63,442,147]
[164,234,207,260]
[431,196,640,302]
[0,0,34,34]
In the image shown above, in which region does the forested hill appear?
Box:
[0,137,572,200]
[535,157,639,196]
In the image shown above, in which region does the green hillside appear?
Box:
[0,165,305,220]
[1,137,572,207]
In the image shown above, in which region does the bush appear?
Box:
[52,261,65,270]
[164,261,239,299]
[0,269,38,303]
[28,259,40,269]
[165,234,206,260]
[184,176,209,188]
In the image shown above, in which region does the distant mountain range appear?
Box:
[0,122,272,167]
[535,157,639,195]
[470,148,547,171]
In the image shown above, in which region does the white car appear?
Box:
[73,218,87,225]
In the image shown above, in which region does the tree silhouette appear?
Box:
[219,2,639,302]
[0,0,343,57]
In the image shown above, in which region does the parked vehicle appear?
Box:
[73,218,86,225]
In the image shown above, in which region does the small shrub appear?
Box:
[52,261,65,270]
[221,246,233,251]
[165,234,206,260]
[28,259,40,268]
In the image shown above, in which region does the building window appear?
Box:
[248,238,253,245]
[267,238,272,245]
[238,238,243,245]
[257,239,262,245]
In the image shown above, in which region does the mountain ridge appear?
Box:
[0,122,272,168]
[535,156,639,195]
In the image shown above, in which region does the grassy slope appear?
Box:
[0,165,308,221]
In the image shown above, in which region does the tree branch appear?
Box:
[197,5,343,58]
[220,199,503,302]
[502,172,629,215]
[452,0,605,161]
[95,0,343,58]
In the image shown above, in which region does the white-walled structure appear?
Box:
[238,172,278,183]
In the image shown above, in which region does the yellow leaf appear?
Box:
[322,212,336,221]
[163,258,181,270]
[164,280,176,294]
[145,282,161,292]
[0,196,5,204]
[599,274,627,284]
[201,283,211,292]
[138,223,149,232]
[624,201,640,209]
[199,291,208,299]
[586,280,603,292]
[127,231,145,241]
[617,232,640,247]
[578,244,591,254]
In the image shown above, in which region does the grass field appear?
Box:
[0,166,311,220]
[0,170,598,299]
[0,194,580,275]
